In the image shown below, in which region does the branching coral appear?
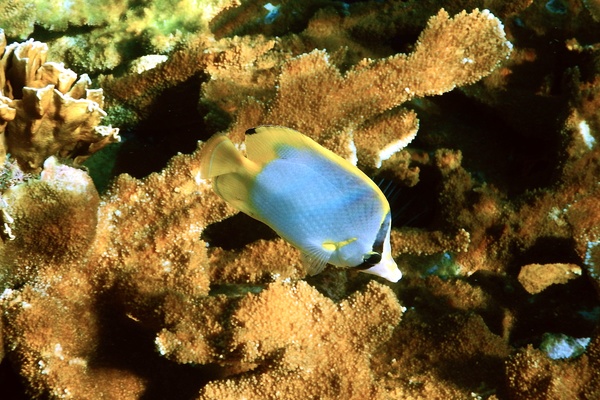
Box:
[155,280,403,400]
[196,280,402,400]
[0,144,402,398]
[204,9,512,166]
[103,8,511,172]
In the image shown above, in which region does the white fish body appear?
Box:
[199,126,402,282]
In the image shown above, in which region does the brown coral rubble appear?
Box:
[1,1,600,399]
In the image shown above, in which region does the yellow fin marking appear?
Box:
[322,237,357,252]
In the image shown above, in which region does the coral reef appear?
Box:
[0,29,119,172]
[0,0,241,72]
[195,280,402,400]
[1,1,600,399]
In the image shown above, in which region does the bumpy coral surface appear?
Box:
[1,1,600,399]
[0,0,241,72]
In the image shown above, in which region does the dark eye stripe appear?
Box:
[354,212,391,269]
[372,211,391,254]
[364,252,382,264]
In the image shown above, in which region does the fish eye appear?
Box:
[354,252,382,270]
[363,252,382,265]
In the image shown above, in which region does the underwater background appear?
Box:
[0,0,600,398]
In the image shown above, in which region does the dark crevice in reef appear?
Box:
[505,237,599,345]
[466,269,600,349]
[411,89,564,196]
[112,74,208,179]
[380,164,439,230]
[27,23,97,42]
[0,359,28,400]
[90,289,221,400]
[510,277,600,348]
[201,213,279,250]
[511,236,582,274]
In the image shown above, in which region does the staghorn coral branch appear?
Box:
[103,9,511,170]
[221,9,512,169]
[269,9,512,135]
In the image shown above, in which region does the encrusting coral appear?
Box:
[0,29,119,173]
[1,1,600,399]
[196,280,402,400]
[0,0,242,72]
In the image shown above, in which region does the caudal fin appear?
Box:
[199,134,246,179]
[198,134,260,219]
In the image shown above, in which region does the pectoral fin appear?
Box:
[300,245,331,276]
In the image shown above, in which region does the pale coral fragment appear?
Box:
[518,263,583,294]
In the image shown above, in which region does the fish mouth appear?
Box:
[361,257,402,283]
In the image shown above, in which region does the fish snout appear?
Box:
[361,254,402,283]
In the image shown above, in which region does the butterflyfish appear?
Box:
[199,126,402,283]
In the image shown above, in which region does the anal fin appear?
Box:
[213,173,257,218]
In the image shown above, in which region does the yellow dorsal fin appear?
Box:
[245,125,316,164]
[245,125,389,210]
